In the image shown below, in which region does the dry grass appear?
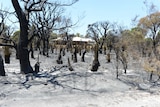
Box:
[143,57,160,76]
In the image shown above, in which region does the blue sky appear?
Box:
[67,0,160,35]
[1,0,160,35]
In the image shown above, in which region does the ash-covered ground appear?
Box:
[0,50,160,107]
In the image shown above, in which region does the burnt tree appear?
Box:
[11,0,78,74]
[32,1,78,57]
[73,46,78,63]
[0,55,5,76]
[90,43,100,71]
[68,57,73,71]
[56,48,63,64]
[81,49,86,62]
[0,9,7,76]
[11,0,46,74]
[87,21,113,54]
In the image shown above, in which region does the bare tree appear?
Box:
[32,2,61,56]
[90,43,100,71]
[0,9,8,76]
[31,0,78,57]
[11,0,47,74]
[11,0,78,74]
[0,9,13,76]
[81,49,86,62]
[97,21,113,54]
[87,21,113,53]
[114,45,120,79]
[87,24,100,71]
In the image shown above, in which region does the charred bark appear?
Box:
[103,46,107,55]
[12,0,34,74]
[81,50,86,62]
[4,46,11,64]
[36,38,42,54]
[68,57,73,71]
[42,39,46,56]
[0,54,5,76]
[29,43,35,59]
[106,52,111,63]
[56,48,63,64]
[62,48,65,56]
[34,62,40,73]
[46,39,49,57]
[73,46,78,63]
[149,71,153,81]
[91,43,100,71]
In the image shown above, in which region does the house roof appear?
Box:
[52,36,95,43]
[72,37,95,43]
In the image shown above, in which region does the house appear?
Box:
[72,37,95,45]
[52,36,95,45]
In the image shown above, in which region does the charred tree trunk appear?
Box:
[36,38,42,54]
[51,44,54,53]
[12,0,34,74]
[103,46,107,55]
[0,54,5,76]
[114,47,120,79]
[99,45,103,54]
[79,46,82,56]
[30,43,35,59]
[91,43,100,72]
[18,40,33,74]
[62,48,65,56]
[42,39,46,56]
[34,62,40,73]
[73,46,78,63]
[46,38,49,57]
[81,50,86,62]
[56,48,63,64]
[4,46,11,64]
[106,52,111,63]
[120,50,128,74]
[15,44,19,59]
[116,55,119,79]
[68,57,73,71]
[149,71,153,81]
[99,36,106,54]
